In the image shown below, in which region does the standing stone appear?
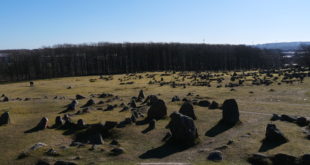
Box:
[264,124,288,142]
[0,111,10,125]
[171,96,180,102]
[222,99,240,125]
[165,112,198,144]
[89,133,104,144]
[148,119,156,129]
[142,95,158,106]
[138,90,145,100]
[81,99,95,107]
[37,117,49,130]
[209,101,219,109]
[54,116,64,128]
[130,114,136,123]
[67,100,78,111]
[146,99,167,120]
[2,96,9,102]
[179,101,197,120]
[77,119,86,128]
[300,154,310,165]
[25,117,49,133]
[130,99,137,108]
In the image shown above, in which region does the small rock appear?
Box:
[110,147,125,156]
[17,152,29,159]
[30,142,47,151]
[296,117,309,127]
[207,150,223,161]
[36,159,50,165]
[198,100,210,107]
[110,139,119,146]
[45,148,60,156]
[248,153,271,165]
[271,153,297,165]
[54,161,77,165]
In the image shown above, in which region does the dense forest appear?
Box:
[296,45,310,67]
[0,43,282,82]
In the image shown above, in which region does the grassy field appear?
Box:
[0,71,309,165]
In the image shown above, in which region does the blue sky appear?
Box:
[0,0,309,49]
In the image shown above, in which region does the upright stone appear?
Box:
[179,101,197,120]
[146,99,167,120]
[54,116,64,128]
[0,111,10,125]
[166,112,198,144]
[37,117,49,130]
[222,99,240,125]
[138,90,145,100]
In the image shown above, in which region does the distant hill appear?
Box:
[254,42,310,51]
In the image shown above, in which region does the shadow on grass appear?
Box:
[24,127,44,133]
[136,119,150,125]
[259,140,287,152]
[139,141,194,159]
[141,126,154,134]
[205,120,238,137]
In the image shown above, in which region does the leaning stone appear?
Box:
[264,124,288,143]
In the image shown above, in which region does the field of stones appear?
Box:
[0,68,309,165]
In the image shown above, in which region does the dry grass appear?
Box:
[0,71,309,165]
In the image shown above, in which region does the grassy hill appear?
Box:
[0,71,309,165]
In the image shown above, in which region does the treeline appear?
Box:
[0,43,282,82]
[296,45,310,67]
